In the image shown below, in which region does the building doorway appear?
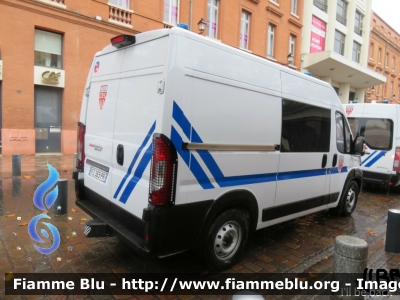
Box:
[34,86,62,153]
[349,91,356,102]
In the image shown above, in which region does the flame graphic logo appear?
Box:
[28,164,61,255]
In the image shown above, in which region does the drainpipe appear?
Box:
[189,0,193,31]
[382,41,388,101]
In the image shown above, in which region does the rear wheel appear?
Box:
[202,209,249,271]
[330,180,359,217]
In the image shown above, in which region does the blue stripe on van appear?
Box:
[113,121,156,199]
[364,151,386,167]
[361,150,378,166]
[328,167,348,174]
[278,168,327,180]
[172,102,191,140]
[119,143,153,204]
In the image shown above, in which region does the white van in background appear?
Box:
[344,103,400,188]
[73,27,364,271]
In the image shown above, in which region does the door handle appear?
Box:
[332,154,338,167]
[322,154,327,168]
[116,144,124,166]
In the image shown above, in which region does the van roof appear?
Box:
[99,27,332,90]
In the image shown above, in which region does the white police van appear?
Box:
[73,27,364,271]
[344,102,400,188]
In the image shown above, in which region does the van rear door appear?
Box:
[110,37,169,225]
[84,50,125,209]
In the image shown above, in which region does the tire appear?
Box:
[202,209,249,271]
[330,180,359,217]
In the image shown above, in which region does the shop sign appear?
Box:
[42,71,61,85]
[34,66,65,88]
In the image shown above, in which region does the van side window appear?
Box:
[335,112,351,153]
[281,99,331,152]
[348,117,393,150]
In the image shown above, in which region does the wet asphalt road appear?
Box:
[0,154,399,299]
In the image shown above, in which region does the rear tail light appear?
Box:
[111,35,135,48]
[77,122,86,171]
[393,147,400,172]
[149,134,177,206]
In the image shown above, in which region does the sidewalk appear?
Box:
[0,154,399,299]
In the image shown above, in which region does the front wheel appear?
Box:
[330,180,359,217]
[202,209,249,271]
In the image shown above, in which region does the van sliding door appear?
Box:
[271,99,331,224]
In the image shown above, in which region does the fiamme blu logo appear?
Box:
[28,164,61,254]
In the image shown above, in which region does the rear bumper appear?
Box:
[73,172,213,257]
[76,196,150,256]
[362,170,400,186]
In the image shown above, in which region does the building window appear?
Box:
[271,0,278,3]
[336,0,347,25]
[207,0,219,39]
[392,57,395,71]
[291,0,298,15]
[390,81,394,98]
[34,29,62,69]
[398,85,400,101]
[164,0,179,25]
[385,52,388,67]
[354,11,363,36]
[109,0,129,8]
[334,30,345,55]
[369,43,373,59]
[352,41,361,63]
[314,0,328,13]
[289,34,296,64]
[267,24,276,58]
[378,48,382,63]
[240,11,250,50]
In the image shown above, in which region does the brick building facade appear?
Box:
[366,11,400,104]
[0,0,302,155]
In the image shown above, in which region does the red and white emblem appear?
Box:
[345,105,354,116]
[94,61,100,73]
[338,155,344,173]
[99,85,108,109]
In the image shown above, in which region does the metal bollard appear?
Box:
[54,179,68,215]
[12,154,21,177]
[73,153,78,172]
[12,178,21,198]
[385,209,400,253]
[333,235,368,299]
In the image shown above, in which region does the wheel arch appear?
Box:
[195,189,259,249]
[345,168,363,193]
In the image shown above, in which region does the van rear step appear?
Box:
[76,199,150,255]
[84,219,114,237]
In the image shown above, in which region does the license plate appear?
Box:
[88,166,108,183]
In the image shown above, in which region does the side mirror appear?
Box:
[353,136,365,156]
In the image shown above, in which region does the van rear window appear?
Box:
[348,118,393,150]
